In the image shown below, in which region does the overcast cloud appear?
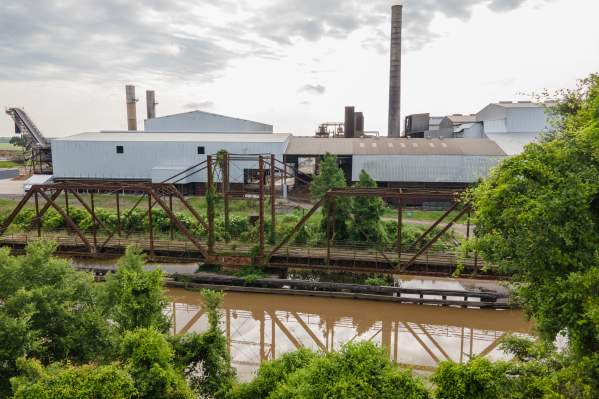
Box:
[0,0,550,82]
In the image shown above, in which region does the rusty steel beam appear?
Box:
[207,155,215,255]
[160,159,208,184]
[258,155,265,257]
[0,189,35,235]
[223,152,230,241]
[403,205,471,271]
[148,189,211,260]
[397,198,402,259]
[100,193,147,249]
[116,192,121,237]
[26,189,62,232]
[69,190,111,233]
[148,193,154,255]
[408,201,461,251]
[267,196,326,260]
[270,154,276,244]
[169,189,209,231]
[34,192,41,237]
[37,189,93,252]
[91,191,97,249]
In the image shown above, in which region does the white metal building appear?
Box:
[52,132,289,185]
[144,110,273,133]
[476,101,555,155]
[285,137,506,185]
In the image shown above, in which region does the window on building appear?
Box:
[116,145,124,154]
[197,146,205,155]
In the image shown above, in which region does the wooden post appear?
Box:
[207,155,215,255]
[258,155,265,257]
[91,191,97,249]
[270,154,276,244]
[34,192,41,238]
[148,192,154,255]
[116,192,121,237]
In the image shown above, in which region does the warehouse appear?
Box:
[51,131,290,194]
[284,137,506,189]
[144,110,273,133]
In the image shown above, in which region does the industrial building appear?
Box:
[51,132,507,193]
[51,132,289,194]
[404,101,555,155]
[144,110,273,133]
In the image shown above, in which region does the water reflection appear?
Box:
[166,288,532,380]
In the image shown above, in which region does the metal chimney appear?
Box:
[125,85,138,131]
[146,90,157,119]
[344,106,356,138]
[388,4,402,137]
[355,112,364,136]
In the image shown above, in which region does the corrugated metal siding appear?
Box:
[506,107,552,133]
[144,111,273,133]
[52,139,285,183]
[352,155,505,183]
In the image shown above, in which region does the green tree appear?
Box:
[309,153,351,241]
[0,241,114,395]
[169,290,235,398]
[350,170,386,242]
[465,74,599,354]
[102,247,170,333]
[120,328,193,399]
[10,358,137,399]
[9,136,28,148]
[232,342,429,399]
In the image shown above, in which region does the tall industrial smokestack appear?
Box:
[388,4,402,137]
[125,85,138,131]
[344,106,356,138]
[355,112,364,136]
[146,90,157,119]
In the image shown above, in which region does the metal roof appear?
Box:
[144,109,272,126]
[286,137,506,156]
[492,101,556,109]
[446,114,477,124]
[56,132,291,143]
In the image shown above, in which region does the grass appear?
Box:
[0,160,22,168]
[0,143,21,151]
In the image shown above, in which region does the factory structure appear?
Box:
[7,3,557,197]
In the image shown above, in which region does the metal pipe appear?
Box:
[388,5,402,137]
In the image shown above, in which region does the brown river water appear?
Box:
[68,258,533,381]
[166,287,532,381]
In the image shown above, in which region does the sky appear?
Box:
[0,0,598,138]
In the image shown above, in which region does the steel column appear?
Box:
[34,192,41,237]
[116,192,121,237]
[397,199,402,260]
[90,191,97,249]
[148,192,154,255]
[258,155,265,257]
[223,152,230,242]
[270,154,276,244]
[169,194,174,240]
[207,155,215,255]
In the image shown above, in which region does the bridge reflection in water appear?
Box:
[166,288,532,380]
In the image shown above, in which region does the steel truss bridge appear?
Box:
[0,154,490,277]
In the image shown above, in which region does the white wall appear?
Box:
[144,111,273,133]
[52,139,285,183]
